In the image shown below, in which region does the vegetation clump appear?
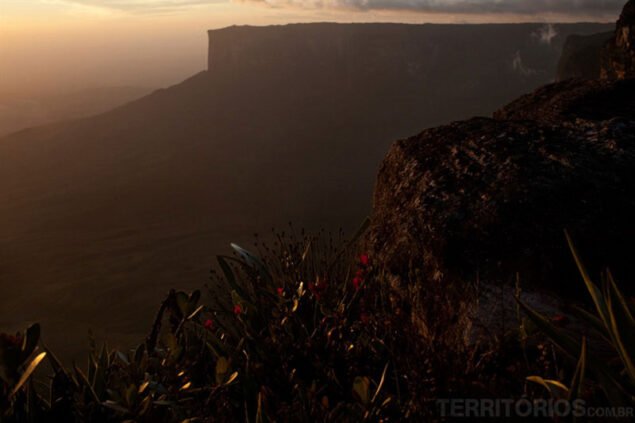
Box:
[1,226,633,422]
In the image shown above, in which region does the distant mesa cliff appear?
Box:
[602,0,635,79]
[557,31,613,80]
[208,23,611,100]
[558,0,635,81]
[369,1,635,302]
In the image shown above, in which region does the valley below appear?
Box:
[0,22,612,361]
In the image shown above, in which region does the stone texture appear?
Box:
[368,98,635,296]
[368,3,635,298]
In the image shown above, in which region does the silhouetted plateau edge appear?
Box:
[0,21,614,360]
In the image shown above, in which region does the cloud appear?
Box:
[59,0,626,16]
[238,0,625,16]
[511,51,537,76]
[60,0,226,13]
[532,23,558,45]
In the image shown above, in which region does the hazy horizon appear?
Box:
[0,1,623,99]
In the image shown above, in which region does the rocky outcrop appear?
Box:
[369,94,635,296]
[602,0,635,79]
[368,4,635,299]
[557,31,612,81]
[494,78,635,123]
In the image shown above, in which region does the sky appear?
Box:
[0,1,625,96]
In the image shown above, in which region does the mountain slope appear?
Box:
[0,22,611,359]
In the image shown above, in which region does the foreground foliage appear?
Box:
[520,232,635,407]
[1,226,633,421]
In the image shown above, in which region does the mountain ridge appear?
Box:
[0,22,612,360]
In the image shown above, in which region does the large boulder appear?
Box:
[368,2,635,299]
[368,94,635,297]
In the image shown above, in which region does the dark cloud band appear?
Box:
[240,0,624,16]
[65,0,625,16]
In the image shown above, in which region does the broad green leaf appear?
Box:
[515,298,580,358]
[300,240,312,264]
[43,343,65,375]
[10,352,46,397]
[606,288,635,382]
[125,383,137,406]
[568,338,587,402]
[256,391,265,423]
[134,343,145,366]
[103,400,130,414]
[216,357,230,385]
[565,231,610,329]
[371,363,389,404]
[519,269,630,406]
[93,344,108,399]
[570,306,609,342]
[205,334,227,358]
[20,324,40,362]
[175,292,190,316]
[163,332,181,359]
[189,290,201,308]
[353,376,371,405]
[138,380,150,394]
[224,371,239,386]
[606,271,635,380]
[527,376,569,397]
[218,256,251,302]
[73,363,100,402]
[186,305,204,320]
[230,243,272,285]
[115,351,130,366]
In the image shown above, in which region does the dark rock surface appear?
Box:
[495,78,635,124]
[368,4,635,298]
[369,101,635,296]
[557,31,613,81]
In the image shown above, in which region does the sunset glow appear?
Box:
[0,1,622,96]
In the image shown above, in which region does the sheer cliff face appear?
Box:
[557,31,613,81]
[602,0,635,79]
[208,23,611,104]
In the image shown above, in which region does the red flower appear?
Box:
[551,314,568,326]
[204,319,214,330]
[308,280,328,300]
[355,269,364,277]
[359,254,370,267]
[352,276,363,290]
[277,287,284,296]
[233,304,242,315]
